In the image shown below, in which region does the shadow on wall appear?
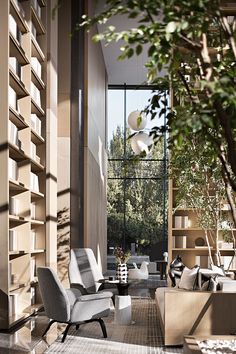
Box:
[57,206,70,286]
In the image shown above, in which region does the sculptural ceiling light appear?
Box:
[128,110,153,155]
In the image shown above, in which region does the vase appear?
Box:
[116,263,128,283]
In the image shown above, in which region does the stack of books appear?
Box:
[174,215,189,228]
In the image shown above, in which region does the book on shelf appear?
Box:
[30,172,39,192]
[31,114,42,136]
[174,216,182,228]
[9,197,20,216]
[31,57,42,79]
[172,235,187,248]
[182,216,189,228]
[9,86,17,111]
[9,57,21,79]
[8,157,18,181]
[30,202,36,220]
[174,215,189,228]
[30,231,36,250]
[9,230,17,251]
[30,142,37,160]
[31,82,41,107]
[9,14,17,39]
[9,121,19,146]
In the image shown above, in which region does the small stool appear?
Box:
[114,295,131,325]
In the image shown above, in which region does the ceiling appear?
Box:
[96,9,150,85]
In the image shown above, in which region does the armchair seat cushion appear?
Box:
[77,291,113,302]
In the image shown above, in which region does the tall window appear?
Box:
[107,86,168,263]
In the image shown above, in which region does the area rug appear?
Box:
[45,298,183,354]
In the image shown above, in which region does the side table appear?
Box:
[155,260,168,280]
[114,294,132,325]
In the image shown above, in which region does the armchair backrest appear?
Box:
[69,248,104,292]
[38,267,70,322]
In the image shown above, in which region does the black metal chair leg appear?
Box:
[76,324,80,330]
[42,320,57,337]
[61,323,72,343]
[97,318,107,338]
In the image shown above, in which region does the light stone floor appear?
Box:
[0,276,168,354]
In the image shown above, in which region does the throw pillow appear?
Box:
[178,266,200,290]
[211,265,225,277]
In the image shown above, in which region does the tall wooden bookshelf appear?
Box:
[0,0,48,329]
[168,180,236,270]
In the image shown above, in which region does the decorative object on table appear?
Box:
[114,247,130,283]
[195,237,205,247]
[128,261,149,280]
[163,252,168,262]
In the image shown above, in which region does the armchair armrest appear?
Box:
[70,283,88,295]
[77,291,113,302]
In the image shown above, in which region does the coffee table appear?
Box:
[184,335,236,354]
[100,279,133,325]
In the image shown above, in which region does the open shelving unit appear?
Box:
[168,179,236,269]
[0,0,48,329]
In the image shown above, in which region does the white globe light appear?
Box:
[128,110,147,131]
[130,132,153,155]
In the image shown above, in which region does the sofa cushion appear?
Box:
[155,287,166,322]
[178,266,199,290]
[218,277,236,292]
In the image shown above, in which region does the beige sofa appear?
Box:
[155,287,236,346]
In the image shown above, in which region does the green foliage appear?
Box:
[82,0,236,220]
[107,126,167,250]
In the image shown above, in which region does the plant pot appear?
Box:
[116,263,128,283]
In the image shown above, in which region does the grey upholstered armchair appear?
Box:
[38,267,113,342]
[68,248,118,296]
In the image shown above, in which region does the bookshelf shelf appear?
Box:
[31,67,45,90]
[31,98,45,116]
[9,179,28,192]
[31,6,46,35]
[9,282,28,292]
[10,0,29,34]
[31,220,45,226]
[30,190,44,199]
[9,69,30,97]
[31,35,45,62]
[9,107,28,129]
[30,249,45,254]
[0,0,50,330]
[9,33,29,65]
[9,142,28,161]
[31,159,44,172]
[31,129,44,144]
